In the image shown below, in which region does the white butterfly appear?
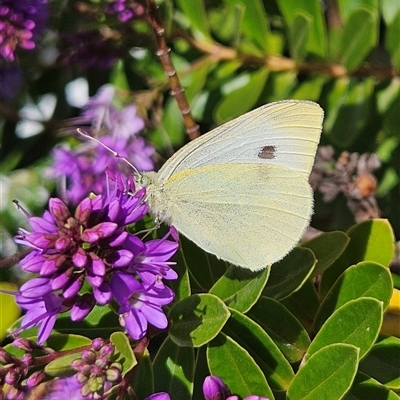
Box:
[138,100,323,271]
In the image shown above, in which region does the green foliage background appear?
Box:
[0,0,399,399]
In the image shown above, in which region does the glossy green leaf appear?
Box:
[208,333,274,398]
[288,343,359,400]
[338,0,379,21]
[291,76,326,101]
[214,68,269,123]
[210,265,270,313]
[224,308,294,390]
[280,279,320,334]
[263,71,298,102]
[382,90,400,139]
[381,0,400,24]
[193,346,210,400]
[302,231,350,277]
[359,336,400,389]
[182,58,214,102]
[131,349,154,400]
[320,219,395,296]
[339,7,378,72]
[110,60,129,91]
[168,294,230,347]
[223,0,271,52]
[179,235,227,292]
[175,0,211,40]
[44,334,92,351]
[344,372,400,400]
[110,331,137,375]
[315,262,393,331]
[307,298,383,361]
[168,236,191,302]
[0,283,20,341]
[327,78,375,147]
[161,98,186,147]
[263,247,316,300]
[44,334,92,376]
[288,11,312,61]
[385,11,400,71]
[248,297,311,363]
[276,0,327,56]
[153,337,195,399]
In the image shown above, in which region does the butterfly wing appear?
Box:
[157,100,323,183]
[158,163,313,270]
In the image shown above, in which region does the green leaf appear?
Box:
[385,11,400,71]
[110,60,129,91]
[302,231,350,277]
[168,238,191,302]
[288,11,312,61]
[327,78,375,147]
[359,336,400,390]
[339,7,378,72]
[193,346,210,399]
[223,0,271,52]
[214,68,269,123]
[208,333,274,398]
[175,0,211,40]
[287,343,359,400]
[110,332,137,375]
[314,262,393,331]
[168,294,230,347]
[179,235,227,292]
[291,76,326,101]
[44,334,92,351]
[224,308,294,390]
[248,297,311,363]
[181,58,214,102]
[263,247,316,300]
[337,0,379,22]
[209,265,270,313]
[280,279,320,333]
[320,219,395,296]
[44,334,92,377]
[131,349,154,399]
[0,283,20,342]
[153,337,195,399]
[276,0,327,56]
[345,372,400,400]
[306,298,383,360]
[381,0,400,24]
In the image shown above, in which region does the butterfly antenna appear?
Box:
[77,128,141,176]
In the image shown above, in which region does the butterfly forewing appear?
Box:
[156,100,323,184]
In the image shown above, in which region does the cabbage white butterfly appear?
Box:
[135,100,324,271]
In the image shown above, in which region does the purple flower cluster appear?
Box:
[106,0,144,22]
[51,85,153,205]
[0,341,46,400]
[0,0,48,61]
[14,173,178,344]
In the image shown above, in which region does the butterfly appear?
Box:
[136,100,324,271]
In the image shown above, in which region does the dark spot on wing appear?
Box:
[258,145,276,159]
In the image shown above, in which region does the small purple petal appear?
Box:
[19,277,52,298]
[107,249,133,267]
[93,282,112,305]
[81,222,118,242]
[71,294,95,321]
[63,276,84,298]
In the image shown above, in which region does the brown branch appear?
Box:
[142,0,200,140]
[175,29,398,80]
